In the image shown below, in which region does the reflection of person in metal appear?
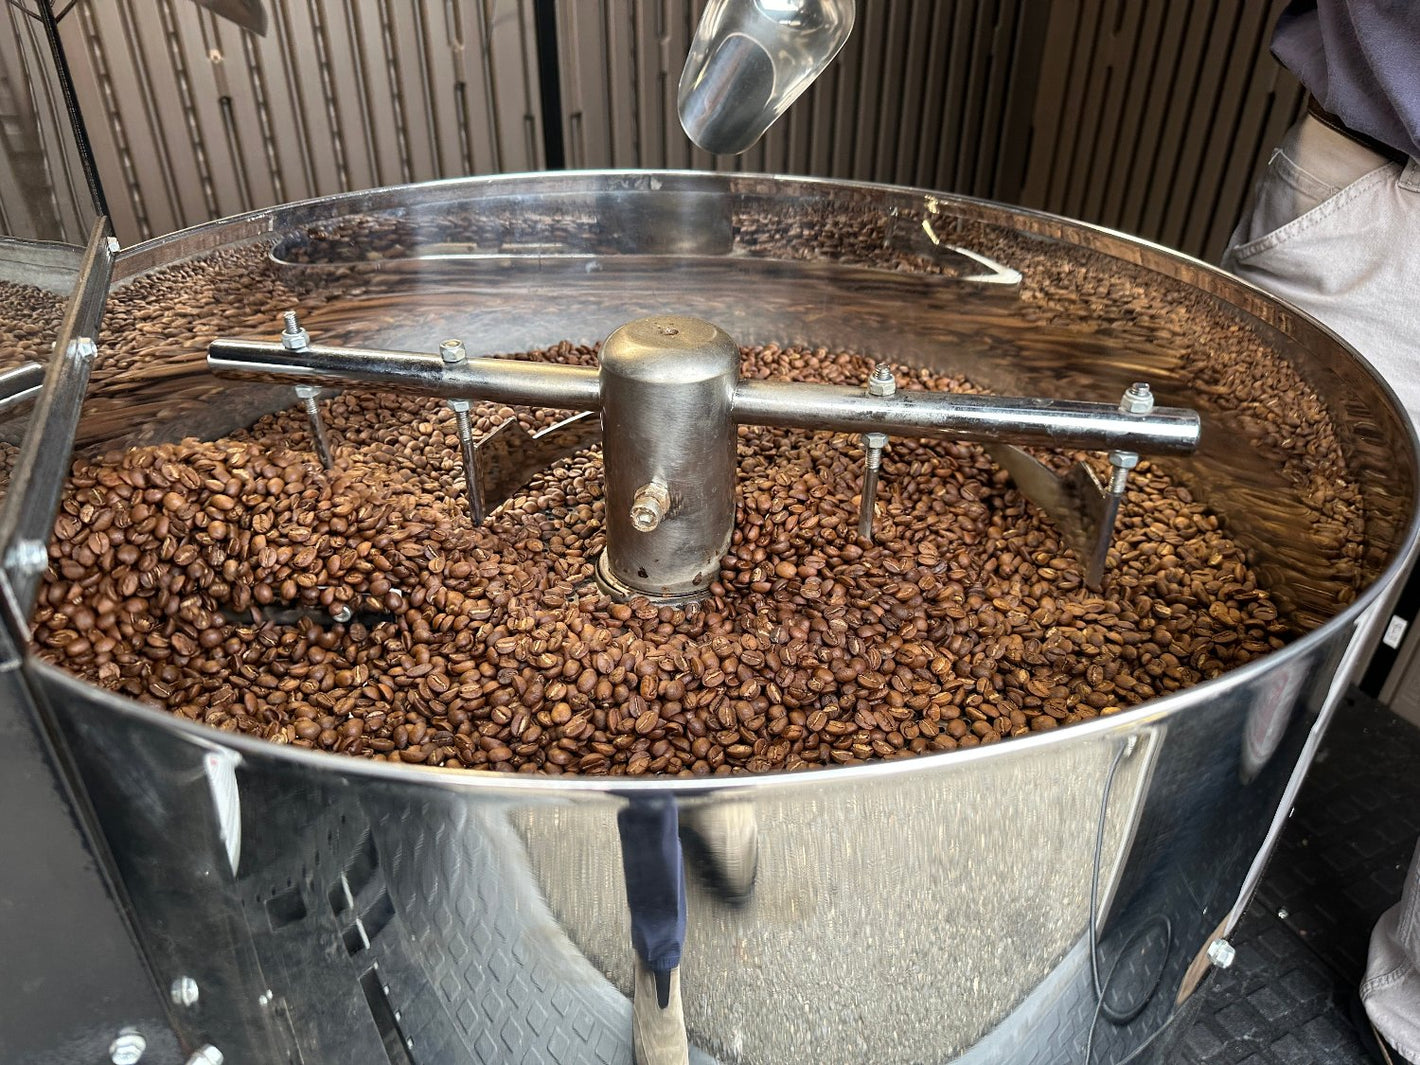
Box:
[617,796,759,1065]
[1223,4,1420,1062]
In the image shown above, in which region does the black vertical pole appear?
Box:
[37,0,111,221]
[532,0,566,170]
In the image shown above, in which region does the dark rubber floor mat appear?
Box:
[1173,689,1420,1065]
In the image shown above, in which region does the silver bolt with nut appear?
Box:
[281,312,333,468]
[1118,381,1155,415]
[170,975,200,1007]
[185,1045,224,1065]
[440,340,484,525]
[857,364,896,540]
[109,1027,147,1065]
[630,481,671,533]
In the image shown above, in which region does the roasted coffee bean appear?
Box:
[25,226,1351,777]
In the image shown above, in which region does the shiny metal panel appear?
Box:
[19,172,1418,1064]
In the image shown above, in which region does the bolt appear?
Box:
[170,975,200,1007]
[447,398,471,413]
[185,1046,224,1065]
[280,311,309,352]
[867,364,896,398]
[1107,450,1139,471]
[630,482,671,533]
[1206,938,1236,969]
[439,339,468,364]
[330,603,353,624]
[1118,382,1154,415]
[1277,907,1290,921]
[294,384,320,400]
[109,1027,147,1065]
[5,538,48,576]
[68,335,98,360]
[258,990,273,1007]
[863,432,888,464]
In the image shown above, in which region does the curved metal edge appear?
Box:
[89,171,1420,796]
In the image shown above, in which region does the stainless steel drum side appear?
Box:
[19,172,1419,1065]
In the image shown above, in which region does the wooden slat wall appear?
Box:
[1023,0,1303,260]
[0,3,91,243]
[0,0,1304,261]
[49,0,546,244]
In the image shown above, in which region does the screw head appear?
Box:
[109,1027,147,1065]
[1119,382,1155,415]
[439,339,468,364]
[170,975,200,1007]
[185,1045,224,1065]
[1108,450,1140,470]
[1206,938,1236,969]
[447,398,471,414]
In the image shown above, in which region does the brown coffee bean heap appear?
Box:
[0,279,66,370]
[0,280,67,495]
[34,330,1293,777]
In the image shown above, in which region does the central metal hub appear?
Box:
[593,316,740,605]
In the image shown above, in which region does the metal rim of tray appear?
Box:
[40,167,1418,797]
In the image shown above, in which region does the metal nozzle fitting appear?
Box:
[630,481,672,532]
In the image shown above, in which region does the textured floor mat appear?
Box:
[1175,689,1420,1065]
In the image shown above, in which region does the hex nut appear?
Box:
[186,1045,224,1065]
[109,1027,146,1065]
[1206,938,1236,969]
[867,364,896,398]
[1118,382,1155,415]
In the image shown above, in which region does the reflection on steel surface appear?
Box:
[13,172,1417,1064]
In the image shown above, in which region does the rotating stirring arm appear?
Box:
[208,315,1200,601]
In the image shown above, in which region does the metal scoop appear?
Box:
[679,0,855,155]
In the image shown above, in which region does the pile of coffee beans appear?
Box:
[34,328,1292,776]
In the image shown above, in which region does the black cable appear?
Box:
[36,0,110,220]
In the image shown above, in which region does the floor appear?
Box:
[1174,689,1420,1065]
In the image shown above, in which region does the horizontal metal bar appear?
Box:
[206,340,603,411]
[731,380,1201,455]
[0,363,48,418]
[208,338,1200,457]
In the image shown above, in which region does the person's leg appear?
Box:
[1225,116,1420,1064]
[618,796,689,1065]
[1362,841,1420,1065]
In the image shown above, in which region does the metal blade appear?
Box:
[476,411,600,518]
[985,444,1117,590]
[185,0,267,35]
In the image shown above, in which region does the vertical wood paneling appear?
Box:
[40,0,542,243]
[2,0,1306,263]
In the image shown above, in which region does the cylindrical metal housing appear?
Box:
[5,172,1419,1065]
[597,315,739,600]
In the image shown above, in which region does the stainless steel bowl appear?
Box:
[19,171,1418,1065]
